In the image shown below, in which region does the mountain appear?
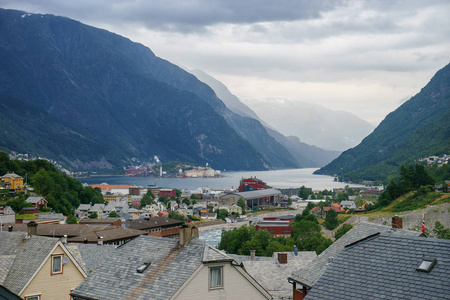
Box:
[315,63,450,181]
[189,69,341,167]
[0,8,299,171]
[245,98,375,151]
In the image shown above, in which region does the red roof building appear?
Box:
[238,177,268,192]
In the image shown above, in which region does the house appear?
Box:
[88,203,105,218]
[0,225,87,300]
[76,204,92,218]
[159,188,176,198]
[340,200,356,209]
[88,184,132,195]
[226,215,238,223]
[230,249,317,300]
[104,199,129,215]
[25,196,48,209]
[288,220,420,300]
[125,217,183,237]
[0,172,23,189]
[229,204,243,215]
[71,226,271,300]
[37,213,66,224]
[0,206,15,224]
[67,227,146,246]
[255,220,293,236]
[309,206,321,217]
[304,232,450,299]
[201,212,217,220]
[22,207,38,214]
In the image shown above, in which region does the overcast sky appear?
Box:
[2,0,449,125]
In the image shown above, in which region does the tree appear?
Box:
[89,212,98,219]
[287,198,292,206]
[175,189,182,198]
[108,211,120,218]
[237,198,246,215]
[298,186,311,200]
[324,209,338,230]
[66,214,78,224]
[335,224,353,240]
[217,209,229,221]
[433,221,450,239]
[182,198,191,206]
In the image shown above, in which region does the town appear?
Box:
[1,159,449,299]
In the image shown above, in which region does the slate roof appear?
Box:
[67,227,146,243]
[235,252,317,300]
[66,244,117,274]
[289,222,419,288]
[124,217,183,230]
[25,196,46,204]
[0,232,58,294]
[234,188,282,199]
[305,232,450,300]
[71,236,231,300]
[5,223,114,238]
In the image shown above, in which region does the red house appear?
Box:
[238,177,268,192]
[256,221,293,236]
[159,189,176,198]
[25,197,48,209]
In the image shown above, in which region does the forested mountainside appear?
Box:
[0,8,300,171]
[316,63,450,181]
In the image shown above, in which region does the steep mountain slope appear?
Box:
[0,9,297,170]
[315,63,450,181]
[190,69,341,167]
[246,98,375,151]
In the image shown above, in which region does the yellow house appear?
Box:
[1,172,24,189]
[0,228,87,300]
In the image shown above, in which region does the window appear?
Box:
[52,255,63,275]
[417,258,436,272]
[25,296,40,300]
[209,266,223,289]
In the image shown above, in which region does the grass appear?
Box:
[15,213,38,220]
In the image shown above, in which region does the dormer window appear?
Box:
[209,266,223,289]
[417,258,436,272]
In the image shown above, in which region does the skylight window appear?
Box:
[417,258,436,272]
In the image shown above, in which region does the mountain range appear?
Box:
[0,8,337,171]
[243,98,375,151]
[316,63,450,181]
[189,69,341,167]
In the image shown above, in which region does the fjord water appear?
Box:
[78,168,363,190]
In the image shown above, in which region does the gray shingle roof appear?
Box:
[124,217,183,230]
[25,196,46,204]
[235,252,317,300]
[289,222,419,288]
[0,231,58,294]
[305,232,450,300]
[66,244,117,274]
[234,189,281,199]
[72,236,208,300]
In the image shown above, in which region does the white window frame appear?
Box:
[51,254,63,275]
[209,266,224,290]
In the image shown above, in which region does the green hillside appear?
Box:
[316,63,450,182]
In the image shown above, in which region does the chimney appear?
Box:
[98,236,104,245]
[250,249,256,261]
[392,216,403,229]
[84,238,88,244]
[278,252,288,264]
[27,221,38,236]
[61,234,68,244]
[8,225,13,232]
[179,225,192,246]
[293,245,298,256]
[191,226,199,239]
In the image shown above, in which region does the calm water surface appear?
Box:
[78,168,363,190]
